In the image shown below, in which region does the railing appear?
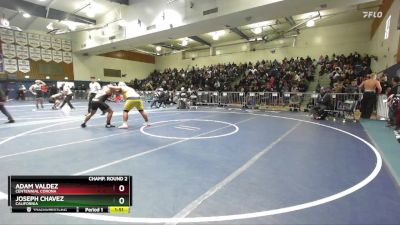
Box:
[69,90,363,112]
[330,93,362,112]
[197,91,220,106]
[138,91,155,102]
[74,90,88,100]
[219,92,246,107]
[18,90,372,115]
[245,92,280,108]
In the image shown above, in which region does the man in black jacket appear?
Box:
[0,88,14,123]
[312,88,333,120]
[387,76,400,129]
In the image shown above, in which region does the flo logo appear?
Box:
[363,11,383,18]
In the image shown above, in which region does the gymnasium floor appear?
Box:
[1,101,400,225]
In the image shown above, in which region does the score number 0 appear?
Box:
[118,184,125,205]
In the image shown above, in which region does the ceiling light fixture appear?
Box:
[212,34,219,41]
[252,27,262,34]
[0,18,10,27]
[217,30,225,36]
[181,38,188,46]
[156,46,162,51]
[68,24,77,31]
[306,19,315,27]
[22,12,31,18]
[209,30,225,41]
[46,22,54,30]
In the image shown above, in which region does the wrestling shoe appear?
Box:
[143,122,151,127]
[5,120,15,123]
[118,123,129,129]
[105,124,115,128]
[81,123,86,128]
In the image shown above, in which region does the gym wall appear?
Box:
[155,20,372,70]
[369,0,400,72]
[72,54,155,82]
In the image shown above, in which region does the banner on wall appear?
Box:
[16,45,29,59]
[62,51,72,64]
[28,33,40,47]
[0,28,15,43]
[18,59,30,73]
[29,47,41,61]
[2,43,16,58]
[61,39,72,51]
[14,31,28,46]
[41,49,52,62]
[52,50,63,63]
[40,35,51,49]
[51,38,62,50]
[4,58,17,73]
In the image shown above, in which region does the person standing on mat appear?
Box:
[59,83,75,110]
[0,88,14,123]
[109,82,150,129]
[87,76,103,115]
[359,73,382,119]
[29,80,46,110]
[81,85,115,128]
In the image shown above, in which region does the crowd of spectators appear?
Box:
[318,52,374,93]
[130,63,243,92]
[129,56,316,93]
[235,57,314,92]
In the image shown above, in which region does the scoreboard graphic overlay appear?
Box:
[8,176,132,213]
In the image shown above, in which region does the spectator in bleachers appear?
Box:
[344,80,359,93]
[387,75,400,130]
[17,84,26,101]
[379,73,390,94]
[48,84,58,97]
[312,87,333,120]
[320,52,376,94]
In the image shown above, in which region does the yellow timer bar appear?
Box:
[108,206,130,214]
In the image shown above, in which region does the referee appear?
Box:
[88,76,102,114]
[59,83,75,110]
